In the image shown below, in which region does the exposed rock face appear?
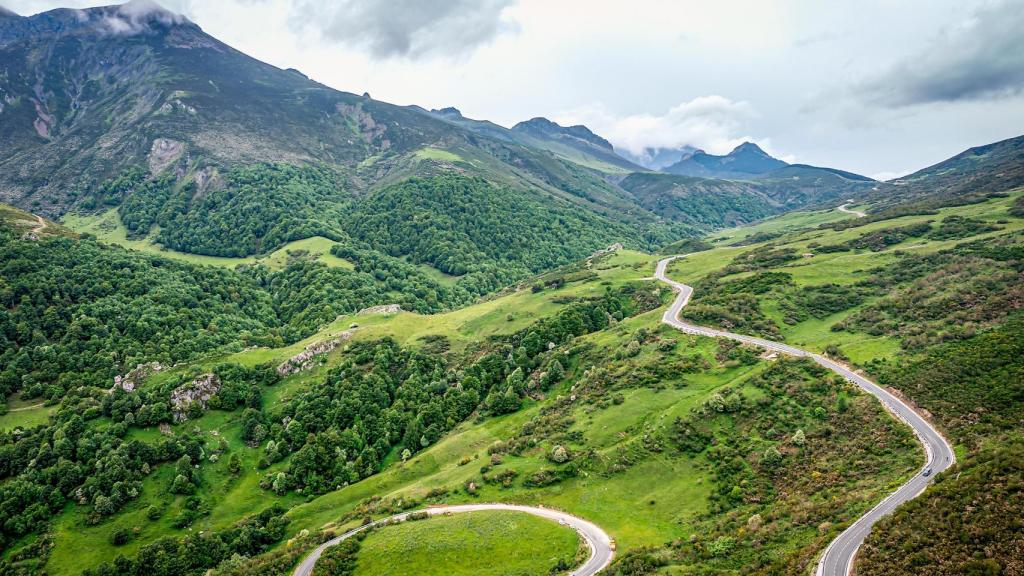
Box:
[149,137,184,174]
[170,373,220,421]
[590,243,623,258]
[357,304,402,315]
[112,361,163,392]
[277,331,353,377]
[193,165,223,196]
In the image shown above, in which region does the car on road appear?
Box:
[922,468,932,477]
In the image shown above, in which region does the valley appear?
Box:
[3,180,1022,576]
[1,3,1022,576]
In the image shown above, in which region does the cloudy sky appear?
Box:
[6,0,1024,178]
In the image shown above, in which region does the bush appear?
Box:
[109,528,131,546]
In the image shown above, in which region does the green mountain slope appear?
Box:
[877,134,1024,206]
[0,2,877,278]
[0,4,666,262]
[1,185,1021,576]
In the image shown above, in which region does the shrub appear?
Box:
[109,528,131,546]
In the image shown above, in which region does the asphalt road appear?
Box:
[292,503,615,576]
[655,256,955,576]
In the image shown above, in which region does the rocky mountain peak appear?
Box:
[512,117,614,150]
[731,141,768,155]
[432,106,464,118]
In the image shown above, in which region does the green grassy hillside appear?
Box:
[2,184,1022,576]
[662,188,1024,575]
[0,239,917,576]
[347,512,581,576]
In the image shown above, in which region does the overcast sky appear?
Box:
[6,0,1024,178]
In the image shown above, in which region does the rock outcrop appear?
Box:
[276,331,354,377]
[357,304,402,315]
[170,373,220,421]
[149,138,185,174]
[112,362,163,392]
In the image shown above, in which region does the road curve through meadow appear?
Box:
[292,503,615,576]
[655,256,955,576]
[837,202,867,218]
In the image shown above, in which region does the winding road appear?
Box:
[655,256,955,576]
[837,202,867,218]
[292,503,614,576]
[292,255,953,576]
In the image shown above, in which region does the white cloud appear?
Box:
[554,96,780,157]
[99,0,186,35]
[856,0,1024,106]
[288,0,519,60]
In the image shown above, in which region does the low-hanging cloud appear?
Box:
[289,0,518,59]
[857,0,1024,107]
[99,0,187,35]
[556,96,778,158]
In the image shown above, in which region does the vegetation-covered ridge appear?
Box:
[663,188,1024,576]
[0,213,502,406]
[0,241,662,573]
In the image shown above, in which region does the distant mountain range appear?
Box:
[0,1,1020,266]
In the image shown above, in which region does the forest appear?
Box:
[0,214,556,407]
[0,237,658,565]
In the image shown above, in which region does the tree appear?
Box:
[109,528,131,546]
[170,474,194,495]
[271,473,288,495]
[761,446,783,468]
[792,429,806,446]
[550,445,570,464]
[228,454,242,475]
[542,359,565,389]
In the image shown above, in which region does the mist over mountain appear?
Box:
[616,145,698,171]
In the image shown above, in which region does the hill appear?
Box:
[878,134,1024,206]
[1,181,1022,576]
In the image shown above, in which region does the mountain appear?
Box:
[663,142,788,178]
[616,145,698,171]
[512,116,615,151]
[0,1,687,268]
[877,134,1024,207]
[0,0,878,277]
[504,116,644,173]
[619,162,878,227]
[424,108,642,173]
